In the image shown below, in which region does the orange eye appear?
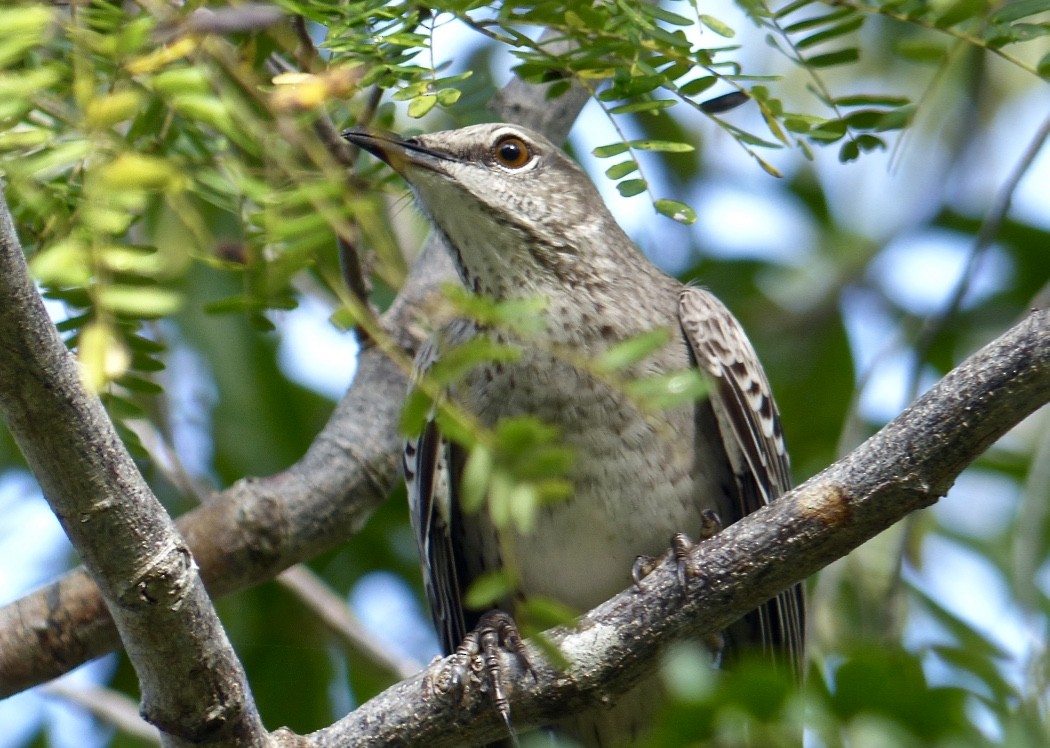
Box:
[493,135,532,169]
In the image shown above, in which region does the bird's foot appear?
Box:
[632,510,723,590]
[441,610,534,743]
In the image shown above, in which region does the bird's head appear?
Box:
[344,123,639,297]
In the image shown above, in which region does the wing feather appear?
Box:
[679,287,806,677]
[404,339,471,656]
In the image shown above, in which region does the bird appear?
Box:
[343,122,805,747]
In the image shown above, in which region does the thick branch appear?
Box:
[0,188,266,744]
[301,307,1050,747]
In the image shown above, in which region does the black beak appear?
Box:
[342,129,455,175]
[341,129,398,164]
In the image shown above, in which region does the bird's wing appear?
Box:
[403,338,471,656]
[678,287,806,676]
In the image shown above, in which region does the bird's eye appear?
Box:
[493,135,532,169]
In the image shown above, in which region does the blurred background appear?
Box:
[0,1,1047,745]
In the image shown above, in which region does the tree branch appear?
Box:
[298,307,1050,747]
[0,186,266,744]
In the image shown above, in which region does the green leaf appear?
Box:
[487,470,514,527]
[638,3,693,26]
[85,90,145,129]
[168,94,235,135]
[627,370,709,410]
[592,141,630,158]
[1005,22,1050,42]
[935,0,989,28]
[834,94,911,107]
[617,178,648,197]
[464,570,513,610]
[795,17,865,50]
[430,338,522,386]
[601,74,664,99]
[699,14,736,37]
[783,114,820,133]
[895,38,948,62]
[433,404,476,449]
[775,0,820,18]
[151,67,211,96]
[461,445,493,513]
[843,109,886,130]
[1039,50,1050,79]
[494,417,561,453]
[98,152,184,191]
[654,199,697,224]
[856,134,886,153]
[782,9,854,33]
[97,286,182,318]
[596,329,672,372]
[508,481,540,533]
[29,240,91,287]
[756,156,783,177]
[0,6,53,67]
[679,76,717,96]
[119,375,163,394]
[839,139,860,162]
[519,596,578,630]
[398,387,432,437]
[874,106,916,131]
[546,80,572,99]
[98,244,167,275]
[442,284,547,333]
[0,127,50,151]
[805,48,860,67]
[629,139,695,152]
[605,160,639,179]
[701,91,749,114]
[407,93,437,118]
[436,87,461,106]
[990,0,1050,24]
[608,98,676,115]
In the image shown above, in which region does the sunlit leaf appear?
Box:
[463,570,513,610]
[699,14,736,37]
[608,98,676,115]
[654,198,698,224]
[617,178,648,197]
[407,93,437,118]
[597,329,672,372]
[605,159,639,179]
[592,141,630,158]
[629,139,695,152]
[97,285,183,318]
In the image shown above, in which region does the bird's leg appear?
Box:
[632,511,727,662]
[673,509,723,586]
[447,609,535,743]
[633,509,723,590]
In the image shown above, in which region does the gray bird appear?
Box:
[344,123,805,747]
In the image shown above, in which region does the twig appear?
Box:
[44,681,161,744]
[277,565,422,681]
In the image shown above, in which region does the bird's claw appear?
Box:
[632,554,659,589]
[442,610,532,744]
[633,510,724,591]
[673,510,723,588]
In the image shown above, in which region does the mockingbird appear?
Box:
[344,123,805,747]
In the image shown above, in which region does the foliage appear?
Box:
[0,0,1047,746]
